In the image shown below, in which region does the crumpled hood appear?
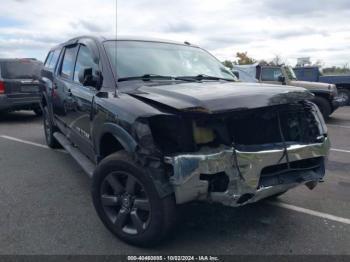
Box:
[127,82,314,113]
[289,80,332,91]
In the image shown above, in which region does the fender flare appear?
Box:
[95,122,174,198]
[311,89,332,97]
[95,122,138,157]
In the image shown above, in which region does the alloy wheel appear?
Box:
[100,171,151,235]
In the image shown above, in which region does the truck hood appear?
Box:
[289,80,332,91]
[126,82,314,113]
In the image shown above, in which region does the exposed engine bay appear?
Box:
[144,101,329,206]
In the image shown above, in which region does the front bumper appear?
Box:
[0,94,40,111]
[333,96,344,109]
[165,138,330,207]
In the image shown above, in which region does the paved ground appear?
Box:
[0,107,349,255]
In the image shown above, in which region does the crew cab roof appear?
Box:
[48,35,198,51]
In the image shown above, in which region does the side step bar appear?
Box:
[53,132,95,178]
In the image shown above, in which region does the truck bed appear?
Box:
[319,75,350,85]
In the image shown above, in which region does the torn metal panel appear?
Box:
[165,138,330,206]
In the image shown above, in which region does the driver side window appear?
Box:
[261,68,282,81]
[73,45,98,84]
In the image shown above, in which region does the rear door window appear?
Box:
[44,52,53,67]
[261,68,283,81]
[48,49,61,70]
[60,45,78,79]
[0,60,42,79]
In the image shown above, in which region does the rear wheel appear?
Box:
[338,89,350,106]
[43,106,60,148]
[312,97,331,119]
[92,151,176,246]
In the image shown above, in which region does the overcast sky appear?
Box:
[0,0,349,67]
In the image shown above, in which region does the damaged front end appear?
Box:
[149,101,330,206]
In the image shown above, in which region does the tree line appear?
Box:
[222,52,350,75]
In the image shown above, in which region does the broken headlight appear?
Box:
[148,115,195,154]
[309,101,327,135]
[192,121,215,145]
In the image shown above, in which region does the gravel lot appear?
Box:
[0,107,349,255]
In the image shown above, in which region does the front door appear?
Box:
[68,44,100,159]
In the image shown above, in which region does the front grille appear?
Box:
[192,103,321,150]
[226,104,320,145]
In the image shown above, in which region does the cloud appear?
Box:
[115,0,350,66]
[262,0,350,16]
[0,0,348,66]
[0,0,116,61]
[270,27,329,39]
[162,21,195,33]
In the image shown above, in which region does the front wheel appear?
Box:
[91,151,176,246]
[338,89,350,106]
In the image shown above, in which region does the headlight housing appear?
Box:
[148,115,195,154]
[328,84,338,96]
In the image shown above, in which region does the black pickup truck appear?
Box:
[40,36,330,246]
[0,58,43,115]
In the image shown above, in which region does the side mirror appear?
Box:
[278,75,286,83]
[40,68,53,80]
[78,67,103,90]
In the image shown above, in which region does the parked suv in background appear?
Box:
[232,64,341,119]
[0,58,43,115]
[40,36,330,246]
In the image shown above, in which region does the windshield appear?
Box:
[104,40,235,81]
[285,66,297,80]
[0,60,42,79]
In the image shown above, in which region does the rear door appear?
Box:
[52,44,79,137]
[43,48,63,116]
[0,59,43,97]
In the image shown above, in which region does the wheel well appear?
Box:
[336,83,350,90]
[99,133,124,159]
[313,92,330,102]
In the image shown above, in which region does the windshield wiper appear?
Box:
[117,74,235,83]
[175,74,235,82]
[117,74,175,82]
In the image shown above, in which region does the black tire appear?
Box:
[91,151,176,247]
[312,97,332,119]
[338,89,350,106]
[33,107,43,116]
[43,106,61,148]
